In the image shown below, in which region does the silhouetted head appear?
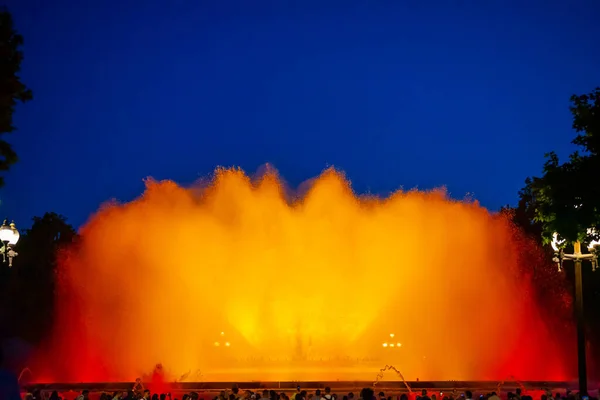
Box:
[316,391,321,397]
[361,388,374,400]
[325,388,331,395]
[465,392,472,399]
[422,391,428,397]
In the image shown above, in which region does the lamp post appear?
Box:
[0,219,20,267]
[551,231,599,396]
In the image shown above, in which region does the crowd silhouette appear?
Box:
[17,385,596,400]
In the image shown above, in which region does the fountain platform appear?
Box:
[24,381,576,391]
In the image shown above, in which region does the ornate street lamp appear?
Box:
[551,230,599,396]
[0,219,20,267]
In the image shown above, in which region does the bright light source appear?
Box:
[0,221,12,242]
[389,333,395,338]
[0,220,17,244]
[225,342,230,347]
[390,344,395,347]
[382,343,388,347]
[397,343,402,347]
[214,342,220,346]
[588,240,600,250]
[551,232,565,252]
[220,331,225,336]
[587,228,600,251]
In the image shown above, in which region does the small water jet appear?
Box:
[374,365,412,392]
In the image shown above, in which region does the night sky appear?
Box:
[3,0,600,230]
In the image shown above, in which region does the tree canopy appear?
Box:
[0,212,77,343]
[0,8,32,187]
[525,88,600,245]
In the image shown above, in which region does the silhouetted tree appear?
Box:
[524,88,600,244]
[1,213,77,343]
[520,87,600,376]
[0,8,33,187]
[501,181,549,282]
[501,181,544,245]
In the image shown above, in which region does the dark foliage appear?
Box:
[0,8,33,187]
[0,212,77,343]
[518,87,600,375]
[524,88,600,245]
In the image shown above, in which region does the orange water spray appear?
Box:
[40,167,570,382]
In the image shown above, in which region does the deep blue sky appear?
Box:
[3,0,600,230]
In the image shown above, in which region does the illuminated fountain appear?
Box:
[38,167,572,383]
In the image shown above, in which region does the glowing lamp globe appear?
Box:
[0,220,19,245]
[0,220,13,243]
[551,232,565,252]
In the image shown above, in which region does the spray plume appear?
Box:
[39,166,569,382]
